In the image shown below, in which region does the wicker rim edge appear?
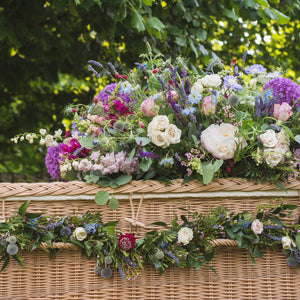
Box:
[38,239,239,251]
[0,178,299,197]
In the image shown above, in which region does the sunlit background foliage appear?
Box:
[1,0,299,181]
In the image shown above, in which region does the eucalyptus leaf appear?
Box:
[202,162,214,185]
[135,137,150,146]
[79,136,94,149]
[115,174,132,186]
[140,158,153,172]
[295,135,300,144]
[95,191,110,206]
[126,148,136,163]
[109,196,119,210]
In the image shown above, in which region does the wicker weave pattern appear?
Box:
[0,178,299,197]
[0,179,299,299]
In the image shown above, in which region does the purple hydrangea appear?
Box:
[45,143,63,180]
[223,75,243,91]
[263,77,300,107]
[245,64,266,75]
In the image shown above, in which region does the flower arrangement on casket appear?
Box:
[14,48,300,187]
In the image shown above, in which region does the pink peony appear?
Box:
[201,96,216,116]
[274,102,293,122]
[141,98,158,117]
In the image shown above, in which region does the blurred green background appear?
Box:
[1,0,300,182]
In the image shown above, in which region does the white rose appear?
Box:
[149,131,170,148]
[191,79,204,93]
[251,219,264,235]
[200,74,222,88]
[276,129,290,146]
[264,148,284,167]
[73,227,87,241]
[201,123,247,160]
[165,124,181,144]
[259,130,278,148]
[281,236,296,250]
[178,227,193,245]
[148,115,169,132]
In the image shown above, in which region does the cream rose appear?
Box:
[281,236,296,250]
[201,123,247,160]
[259,130,278,148]
[276,129,290,146]
[148,115,169,132]
[264,148,284,167]
[191,79,204,93]
[178,227,193,245]
[165,124,181,144]
[251,219,264,235]
[73,227,87,241]
[200,74,222,88]
[148,131,170,148]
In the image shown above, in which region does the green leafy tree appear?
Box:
[0,0,298,180]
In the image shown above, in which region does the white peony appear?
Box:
[73,227,87,241]
[178,227,193,245]
[201,123,247,160]
[148,115,169,132]
[148,131,170,148]
[165,124,181,144]
[200,74,222,88]
[259,130,278,148]
[251,219,264,235]
[264,148,285,167]
[191,79,204,93]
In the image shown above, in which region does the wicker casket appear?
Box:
[0,178,300,300]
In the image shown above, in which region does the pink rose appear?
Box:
[274,102,293,122]
[141,98,158,117]
[201,96,216,116]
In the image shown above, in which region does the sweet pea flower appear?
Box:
[141,98,159,117]
[201,96,216,116]
[274,102,293,122]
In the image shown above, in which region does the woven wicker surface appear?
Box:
[1,247,299,300]
[0,179,299,299]
[0,178,299,197]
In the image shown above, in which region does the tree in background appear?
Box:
[1,0,299,181]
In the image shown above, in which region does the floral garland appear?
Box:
[1,199,300,279]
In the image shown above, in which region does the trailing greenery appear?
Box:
[1,199,300,278]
